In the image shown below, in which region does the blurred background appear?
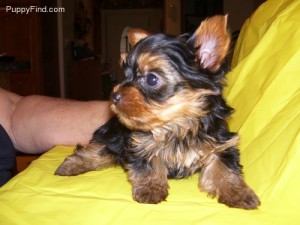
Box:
[0,0,264,100]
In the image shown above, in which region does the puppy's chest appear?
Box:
[130,132,209,178]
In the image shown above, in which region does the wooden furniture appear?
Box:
[0,0,43,173]
[15,153,40,174]
[0,0,42,95]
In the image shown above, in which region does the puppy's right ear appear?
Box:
[127,28,151,46]
[120,28,151,66]
[119,52,128,67]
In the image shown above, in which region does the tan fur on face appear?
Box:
[136,53,179,81]
[152,89,215,125]
[110,85,158,130]
[111,86,216,131]
[112,49,217,131]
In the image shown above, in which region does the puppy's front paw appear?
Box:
[133,184,168,204]
[218,186,260,209]
[55,157,86,176]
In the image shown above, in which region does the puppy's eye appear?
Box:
[146,73,159,86]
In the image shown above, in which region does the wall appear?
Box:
[41,0,60,96]
[165,0,181,36]
[57,0,74,97]
[224,0,265,31]
[164,0,266,35]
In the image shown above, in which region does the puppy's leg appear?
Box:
[128,156,169,204]
[55,142,116,176]
[199,148,260,209]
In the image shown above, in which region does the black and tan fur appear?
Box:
[55,15,260,209]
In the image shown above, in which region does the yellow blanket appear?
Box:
[1,0,299,224]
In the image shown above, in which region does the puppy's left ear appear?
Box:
[190,15,230,72]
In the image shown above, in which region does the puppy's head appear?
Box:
[111,15,230,131]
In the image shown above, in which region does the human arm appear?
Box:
[0,88,112,154]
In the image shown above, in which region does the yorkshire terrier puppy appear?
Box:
[55,15,260,209]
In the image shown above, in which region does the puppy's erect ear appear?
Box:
[120,28,151,65]
[119,52,128,67]
[191,15,230,72]
[127,28,151,46]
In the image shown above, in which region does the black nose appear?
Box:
[112,92,122,104]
